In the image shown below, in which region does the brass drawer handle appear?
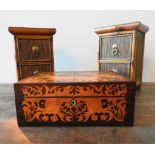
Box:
[112,44,119,56]
[71,99,76,107]
[32,45,40,57]
[33,70,39,75]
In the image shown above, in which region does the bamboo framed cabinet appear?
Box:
[14,71,136,126]
[95,21,149,86]
[9,27,56,80]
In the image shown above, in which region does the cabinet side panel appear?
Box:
[135,31,145,86]
[50,37,54,72]
[14,37,21,80]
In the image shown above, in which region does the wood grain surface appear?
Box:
[14,71,135,126]
[9,27,56,80]
[95,22,149,86]
[17,71,130,83]
[95,21,149,34]
[0,83,155,143]
[8,27,56,35]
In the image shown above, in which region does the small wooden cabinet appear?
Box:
[9,27,56,80]
[95,21,149,86]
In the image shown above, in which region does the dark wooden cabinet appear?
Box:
[9,27,56,80]
[95,22,149,86]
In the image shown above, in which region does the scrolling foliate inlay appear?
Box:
[22,84,127,97]
[21,98,127,123]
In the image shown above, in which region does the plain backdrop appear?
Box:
[0,10,154,83]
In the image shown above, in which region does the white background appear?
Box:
[0,0,154,152]
[0,10,154,83]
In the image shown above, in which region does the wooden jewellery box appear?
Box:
[14,71,136,126]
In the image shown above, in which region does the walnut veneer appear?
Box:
[9,27,56,80]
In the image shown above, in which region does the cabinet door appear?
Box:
[17,39,52,61]
[100,62,130,77]
[20,64,51,79]
[100,34,132,60]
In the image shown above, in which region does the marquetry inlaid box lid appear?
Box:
[16,71,132,83]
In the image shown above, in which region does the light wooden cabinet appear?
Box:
[95,21,149,86]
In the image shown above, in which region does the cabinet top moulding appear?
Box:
[95,21,149,34]
[8,27,56,36]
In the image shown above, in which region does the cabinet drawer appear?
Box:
[17,39,52,61]
[100,63,130,77]
[20,64,51,79]
[100,34,132,60]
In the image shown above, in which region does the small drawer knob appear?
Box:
[33,70,39,75]
[112,44,119,56]
[112,67,117,73]
[32,45,40,57]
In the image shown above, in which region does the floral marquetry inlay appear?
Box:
[21,97,127,123]
[22,84,127,97]
[14,71,136,126]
